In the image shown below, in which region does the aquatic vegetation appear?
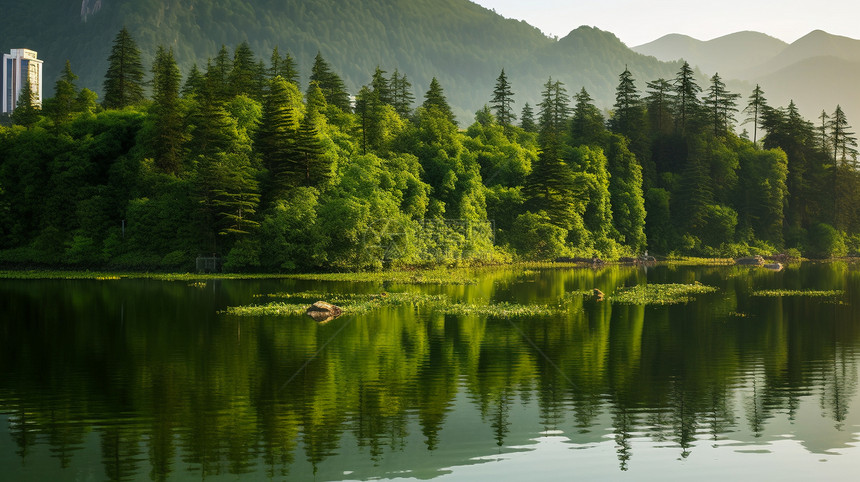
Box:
[228,291,561,318]
[751,289,843,297]
[609,283,719,305]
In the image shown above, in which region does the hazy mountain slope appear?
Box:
[746,30,860,77]
[1,0,680,121]
[758,56,860,126]
[633,31,787,79]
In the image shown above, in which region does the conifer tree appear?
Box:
[208,45,233,102]
[829,105,858,166]
[102,27,145,109]
[257,76,300,193]
[609,67,641,137]
[390,70,414,118]
[371,67,392,105]
[296,88,331,187]
[181,63,205,97]
[12,78,39,128]
[570,87,605,147]
[607,134,647,251]
[520,102,536,132]
[151,46,185,174]
[742,84,767,144]
[422,77,456,124]
[490,69,516,132]
[228,42,258,100]
[269,47,300,86]
[645,78,673,135]
[51,60,79,125]
[188,68,235,159]
[818,110,830,153]
[673,62,702,135]
[309,52,350,111]
[704,73,740,137]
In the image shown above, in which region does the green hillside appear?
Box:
[2,0,680,121]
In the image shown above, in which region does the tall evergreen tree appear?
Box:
[12,78,39,128]
[829,105,858,166]
[151,46,185,174]
[818,110,830,153]
[672,61,702,135]
[490,69,516,132]
[370,67,392,105]
[742,84,767,145]
[606,134,647,251]
[645,78,673,135]
[570,87,606,147]
[181,63,205,98]
[704,73,740,137]
[51,60,79,125]
[390,70,414,118]
[422,77,456,124]
[269,47,300,86]
[309,52,351,111]
[609,67,643,137]
[257,76,300,193]
[296,89,332,188]
[102,27,145,109]
[208,45,233,102]
[520,102,536,132]
[228,42,259,100]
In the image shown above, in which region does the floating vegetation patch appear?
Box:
[188,282,207,288]
[227,291,560,318]
[284,269,477,284]
[563,289,600,298]
[751,289,843,298]
[609,283,719,305]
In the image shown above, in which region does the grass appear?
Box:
[608,282,719,305]
[227,290,562,318]
[751,289,843,297]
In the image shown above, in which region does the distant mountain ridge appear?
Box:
[633,29,860,123]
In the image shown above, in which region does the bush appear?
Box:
[509,212,569,261]
[807,223,846,259]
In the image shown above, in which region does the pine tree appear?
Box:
[188,70,235,158]
[520,102,536,132]
[12,77,39,128]
[208,45,233,102]
[182,63,205,97]
[422,77,456,124]
[269,47,300,86]
[228,42,258,100]
[704,73,740,137]
[102,27,145,109]
[151,46,185,174]
[609,66,641,136]
[257,76,300,193]
[490,69,516,132]
[673,61,702,135]
[537,77,570,160]
[742,84,767,144]
[829,105,858,166]
[570,87,605,147]
[295,93,331,188]
[390,69,414,118]
[645,78,673,135]
[371,67,392,105]
[51,60,78,125]
[309,52,351,111]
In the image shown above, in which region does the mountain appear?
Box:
[1,0,681,121]
[633,31,788,79]
[746,30,860,77]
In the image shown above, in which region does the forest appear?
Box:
[1,28,859,271]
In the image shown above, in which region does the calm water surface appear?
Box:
[2,263,860,480]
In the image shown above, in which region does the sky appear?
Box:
[471,0,860,46]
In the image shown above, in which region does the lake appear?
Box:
[2,263,860,480]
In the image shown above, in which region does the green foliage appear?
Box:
[609,282,718,305]
[102,27,145,109]
[509,212,569,261]
[807,223,847,259]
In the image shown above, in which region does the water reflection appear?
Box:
[1,263,860,480]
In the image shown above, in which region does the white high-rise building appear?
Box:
[2,49,43,114]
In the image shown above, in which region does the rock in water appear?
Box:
[764,262,784,271]
[735,256,765,266]
[593,288,605,302]
[306,301,343,323]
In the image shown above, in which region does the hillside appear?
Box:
[1,0,681,121]
[633,31,788,79]
[745,30,860,77]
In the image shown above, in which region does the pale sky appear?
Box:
[471,0,860,46]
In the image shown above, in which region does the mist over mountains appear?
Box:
[3,0,856,125]
[633,29,860,123]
